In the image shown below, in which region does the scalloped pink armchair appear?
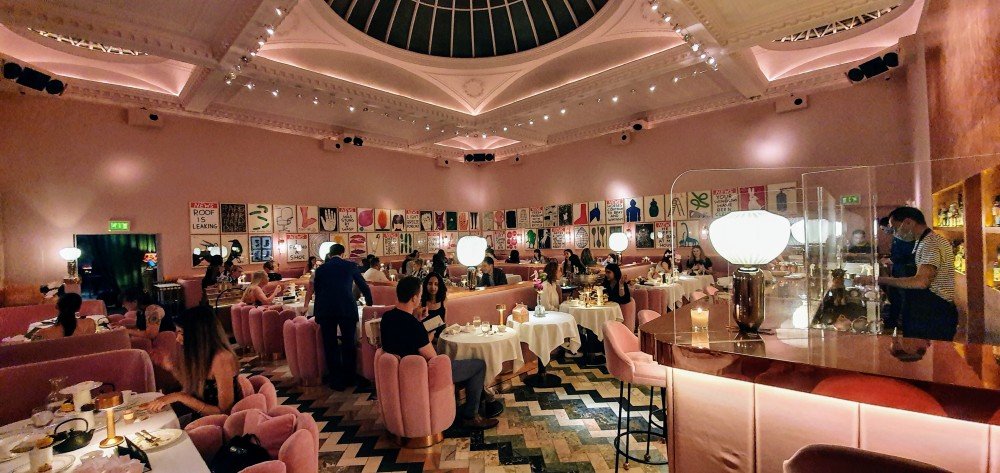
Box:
[185,406,319,473]
[230,374,279,413]
[374,349,455,448]
[283,316,325,386]
[248,308,297,360]
[231,303,253,353]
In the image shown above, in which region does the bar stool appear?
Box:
[603,321,667,471]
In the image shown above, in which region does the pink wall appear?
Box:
[0,96,486,284]
[486,77,913,209]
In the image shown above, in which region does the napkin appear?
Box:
[76,455,143,473]
[445,324,462,334]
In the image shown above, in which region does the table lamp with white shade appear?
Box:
[709,210,790,332]
[457,236,487,290]
[59,247,82,283]
[317,241,334,261]
[608,231,628,262]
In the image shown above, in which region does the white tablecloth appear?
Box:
[634,283,685,313]
[558,302,623,340]
[0,393,208,473]
[505,312,581,367]
[438,328,523,388]
[677,275,715,297]
[281,300,314,317]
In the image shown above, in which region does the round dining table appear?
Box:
[506,311,581,387]
[558,301,623,341]
[633,283,685,315]
[0,392,208,473]
[677,274,715,297]
[437,327,523,389]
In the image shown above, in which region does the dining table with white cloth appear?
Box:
[437,327,523,388]
[558,301,623,341]
[0,392,208,473]
[505,311,581,367]
[676,275,715,297]
[633,283,685,314]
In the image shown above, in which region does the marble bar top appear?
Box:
[639,301,1000,423]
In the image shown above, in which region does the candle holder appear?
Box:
[691,307,710,332]
[95,392,124,448]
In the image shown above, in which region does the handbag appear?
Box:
[210,433,271,473]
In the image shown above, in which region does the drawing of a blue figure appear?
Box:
[625,199,641,222]
[589,203,601,222]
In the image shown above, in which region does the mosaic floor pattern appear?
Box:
[245,353,668,472]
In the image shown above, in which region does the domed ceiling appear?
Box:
[327,0,608,58]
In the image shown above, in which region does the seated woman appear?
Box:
[539,261,562,311]
[143,305,240,422]
[241,271,284,306]
[432,251,448,277]
[32,293,96,340]
[580,248,596,267]
[656,249,674,274]
[202,255,224,292]
[262,260,282,282]
[362,256,390,283]
[684,245,713,275]
[563,252,586,276]
[408,258,429,280]
[505,250,521,264]
[123,289,175,339]
[420,272,448,340]
[529,249,546,264]
[221,260,243,284]
[603,263,632,305]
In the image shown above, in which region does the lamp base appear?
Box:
[100,436,124,449]
[466,267,478,290]
[731,266,765,332]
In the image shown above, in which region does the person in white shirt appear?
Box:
[362,256,390,283]
[539,261,562,311]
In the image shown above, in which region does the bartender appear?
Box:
[872,207,957,341]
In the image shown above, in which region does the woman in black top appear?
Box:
[421,272,448,339]
[684,245,713,275]
[580,248,596,267]
[505,250,520,264]
[603,263,631,305]
[431,251,448,278]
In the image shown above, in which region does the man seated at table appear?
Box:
[477,257,508,287]
[362,256,390,283]
[380,276,502,429]
[263,260,283,282]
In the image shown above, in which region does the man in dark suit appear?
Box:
[312,243,372,390]
[478,257,508,287]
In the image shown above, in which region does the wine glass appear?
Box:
[481,323,491,336]
[473,316,481,330]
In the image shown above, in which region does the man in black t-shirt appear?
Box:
[380,277,500,429]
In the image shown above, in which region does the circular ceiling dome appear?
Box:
[328,0,608,58]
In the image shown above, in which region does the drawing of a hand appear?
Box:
[321,209,337,231]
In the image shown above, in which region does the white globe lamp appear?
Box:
[457,236,487,289]
[709,210,790,332]
[318,242,334,260]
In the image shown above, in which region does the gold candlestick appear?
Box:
[95,392,124,448]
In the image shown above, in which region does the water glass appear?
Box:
[481,323,491,335]
[473,316,481,329]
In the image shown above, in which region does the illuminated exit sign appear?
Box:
[840,194,861,205]
[108,220,131,232]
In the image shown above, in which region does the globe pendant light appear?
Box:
[457,236,487,289]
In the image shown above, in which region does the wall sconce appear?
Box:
[59,247,82,283]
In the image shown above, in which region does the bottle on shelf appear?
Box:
[957,193,964,226]
[993,260,1000,286]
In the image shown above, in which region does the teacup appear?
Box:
[28,439,53,472]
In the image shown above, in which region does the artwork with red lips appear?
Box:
[349,233,367,258]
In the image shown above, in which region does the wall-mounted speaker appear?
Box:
[126,107,163,128]
[436,156,451,168]
[1,60,66,95]
[463,153,495,163]
[611,130,632,146]
[775,94,808,113]
[847,52,900,83]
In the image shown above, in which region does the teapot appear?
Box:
[51,417,94,453]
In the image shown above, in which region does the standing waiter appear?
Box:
[875,207,957,341]
[312,243,372,389]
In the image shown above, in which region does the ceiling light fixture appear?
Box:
[529,120,535,125]
[425,124,430,130]
[650,2,659,11]
[691,43,701,52]
[662,13,672,23]
[673,25,683,34]
[275,7,284,16]
[649,84,656,92]
[543,115,549,120]
[265,25,275,36]
[699,52,707,59]
[707,57,717,66]
[560,108,566,115]
[271,89,278,97]
[673,77,680,83]
[312,97,319,105]
[611,95,619,103]
[245,81,254,90]
[348,105,355,112]
[481,133,487,138]
[257,38,266,47]
[503,126,508,132]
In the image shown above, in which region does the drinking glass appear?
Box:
[46,377,68,407]
[473,316,481,329]
[481,323,491,336]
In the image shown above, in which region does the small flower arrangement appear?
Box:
[533,271,547,291]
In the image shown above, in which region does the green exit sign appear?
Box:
[840,194,861,205]
[108,220,131,232]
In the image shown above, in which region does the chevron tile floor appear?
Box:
[244,353,668,472]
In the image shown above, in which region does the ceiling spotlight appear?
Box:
[425,124,430,130]
[611,95,619,103]
[481,133,487,138]
[661,14,672,22]
[257,38,266,47]
[543,115,549,120]
[650,2,659,11]
[683,33,693,42]
[649,84,656,92]
[691,43,701,52]
[707,57,717,66]
[225,78,233,85]
[560,108,566,114]
[275,7,283,16]
[673,24,683,34]
[265,25,275,36]
[312,97,319,105]
[249,50,257,57]
[529,120,535,125]
[245,81,254,90]
[673,76,680,83]
[502,126,508,132]
[699,52,707,59]
[596,97,602,103]
[271,89,279,97]
[348,105,355,112]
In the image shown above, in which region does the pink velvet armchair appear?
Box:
[0,328,131,368]
[249,308,297,360]
[231,374,279,413]
[185,406,319,473]
[283,316,325,386]
[231,303,253,353]
[373,349,455,448]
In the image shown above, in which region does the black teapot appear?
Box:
[51,417,94,453]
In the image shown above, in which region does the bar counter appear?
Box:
[639,301,1000,473]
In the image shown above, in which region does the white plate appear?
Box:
[13,454,74,473]
[58,380,102,395]
[130,428,183,452]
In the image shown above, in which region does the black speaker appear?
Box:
[848,53,899,83]
[45,80,65,95]
[352,137,363,147]
[2,62,22,80]
[15,67,51,91]
[883,51,899,68]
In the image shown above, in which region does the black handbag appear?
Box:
[210,433,271,473]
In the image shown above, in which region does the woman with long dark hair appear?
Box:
[684,245,713,275]
[539,261,561,311]
[143,305,239,419]
[656,249,674,273]
[580,248,596,267]
[530,249,546,264]
[603,263,631,305]
[432,250,448,277]
[33,293,95,340]
[421,272,449,322]
[506,250,521,264]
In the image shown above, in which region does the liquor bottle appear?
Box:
[993,261,1000,285]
